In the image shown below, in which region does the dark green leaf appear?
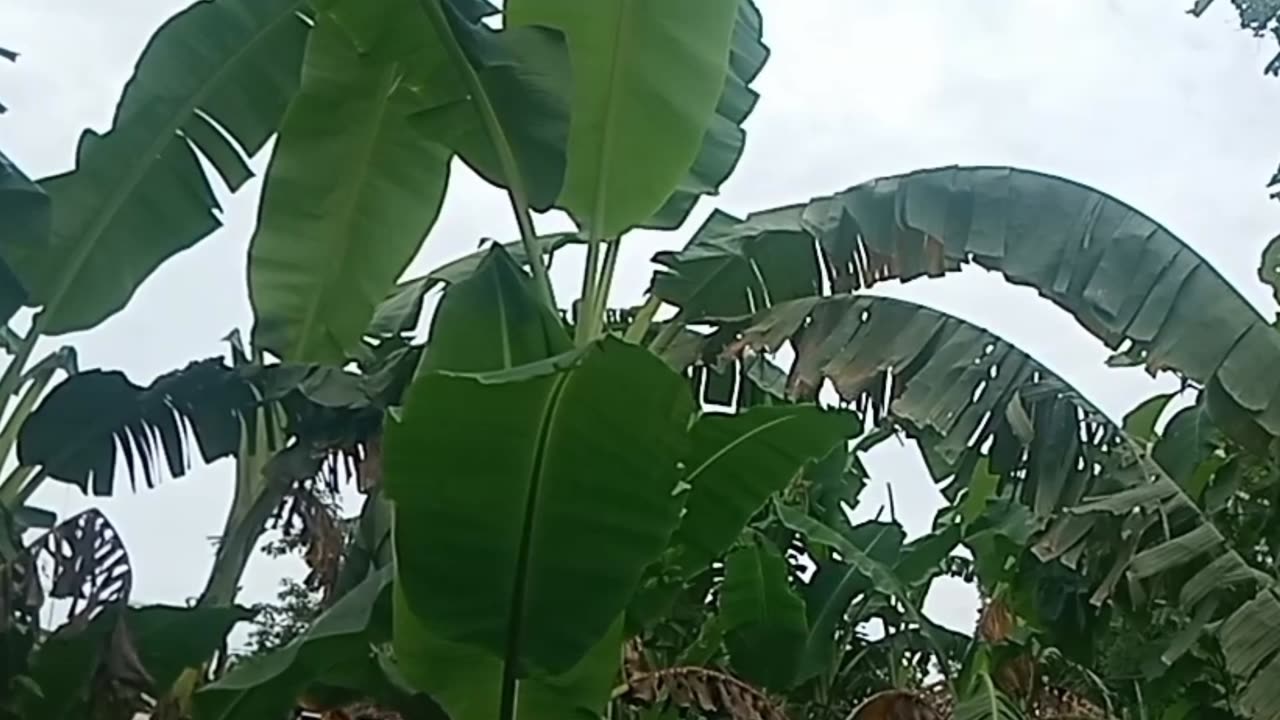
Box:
[128,605,253,691]
[796,520,903,684]
[720,539,807,691]
[419,244,571,374]
[10,0,307,333]
[249,13,451,363]
[387,337,694,674]
[775,500,953,684]
[198,568,408,720]
[0,150,47,323]
[506,0,740,236]
[367,234,578,338]
[394,587,621,720]
[644,1,768,229]
[672,404,858,574]
[18,359,255,496]
[323,0,570,211]
[1123,391,1178,446]
[408,1,571,210]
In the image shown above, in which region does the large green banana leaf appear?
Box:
[645,0,769,230]
[8,0,307,333]
[505,0,740,237]
[247,13,451,363]
[387,337,694,676]
[386,240,623,716]
[652,166,1280,447]
[0,150,47,322]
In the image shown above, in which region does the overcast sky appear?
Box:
[2,0,1279,634]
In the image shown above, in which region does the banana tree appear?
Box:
[8,0,1280,718]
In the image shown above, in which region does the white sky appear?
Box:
[2,0,1279,634]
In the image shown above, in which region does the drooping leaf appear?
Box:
[654,166,1280,447]
[386,338,694,675]
[248,14,451,364]
[717,295,1119,521]
[395,587,622,720]
[127,604,253,692]
[18,360,255,496]
[407,0,571,210]
[645,0,769,229]
[505,0,740,237]
[671,404,858,574]
[9,0,307,333]
[0,150,48,323]
[16,608,149,720]
[720,539,807,691]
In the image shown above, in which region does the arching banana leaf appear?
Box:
[8,0,308,334]
[689,294,1122,525]
[651,166,1280,447]
[693,293,1280,720]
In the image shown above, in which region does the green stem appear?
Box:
[198,407,282,607]
[648,309,688,354]
[11,468,47,507]
[590,238,621,326]
[0,364,54,464]
[623,296,662,344]
[576,238,603,344]
[418,0,556,312]
[0,465,36,508]
[0,329,37,419]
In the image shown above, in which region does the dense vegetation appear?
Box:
[2,2,1280,719]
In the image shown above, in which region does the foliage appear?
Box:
[8,2,1280,720]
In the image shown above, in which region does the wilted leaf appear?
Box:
[19,360,255,496]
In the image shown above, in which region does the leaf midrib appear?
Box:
[41,2,304,330]
[289,64,397,360]
[585,0,634,237]
[503,370,571,681]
